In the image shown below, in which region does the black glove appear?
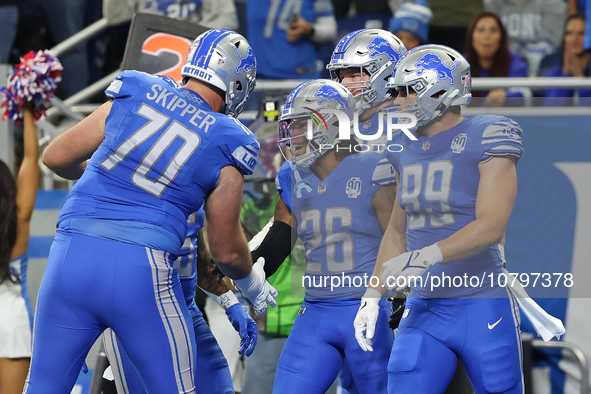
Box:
[388,297,406,330]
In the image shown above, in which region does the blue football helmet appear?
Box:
[386,44,471,126]
[181,28,256,117]
[327,29,407,110]
[278,80,355,168]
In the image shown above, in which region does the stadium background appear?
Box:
[1,0,591,393]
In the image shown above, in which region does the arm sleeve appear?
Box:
[251,220,298,278]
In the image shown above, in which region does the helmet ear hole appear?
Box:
[236,81,243,91]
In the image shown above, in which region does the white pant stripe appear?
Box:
[103,328,130,394]
[147,248,195,393]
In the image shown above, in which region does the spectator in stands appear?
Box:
[465,12,530,107]
[0,0,18,63]
[484,0,567,76]
[0,105,39,394]
[427,0,483,52]
[246,0,337,79]
[545,13,591,106]
[388,0,432,50]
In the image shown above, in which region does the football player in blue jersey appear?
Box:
[104,208,256,394]
[327,29,407,153]
[248,79,398,394]
[27,29,276,393]
[354,44,525,394]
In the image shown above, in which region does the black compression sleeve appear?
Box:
[251,221,297,278]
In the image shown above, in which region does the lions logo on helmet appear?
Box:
[386,44,471,127]
[315,85,352,115]
[415,53,461,84]
[326,29,407,110]
[234,46,256,74]
[181,29,257,117]
[368,36,402,63]
[278,80,354,168]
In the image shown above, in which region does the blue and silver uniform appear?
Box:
[26,70,258,394]
[386,115,524,298]
[273,153,395,394]
[385,115,525,394]
[58,70,259,255]
[105,208,235,394]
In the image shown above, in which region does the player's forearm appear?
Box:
[436,217,506,264]
[370,225,407,295]
[210,238,252,279]
[196,236,231,296]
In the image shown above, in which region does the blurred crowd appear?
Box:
[0,0,590,106]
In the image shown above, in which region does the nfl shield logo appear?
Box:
[403,308,410,318]
[422,141,431,151]
[451,133,468,154]
[461,74,470,94]
[218,58,225,67]
[363,119,372,129]
[318,184,326,195]
[346,177,362,198]
[298,306,307,316]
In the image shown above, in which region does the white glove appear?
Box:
[234,257,278,315]
[353,288,382,352]
[380,244,443,291]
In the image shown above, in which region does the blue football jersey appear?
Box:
[246,0,334,79]
[276,153,395,298]
[58,70,259,255]
[175,208,205,304]
[385,115,524,297]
